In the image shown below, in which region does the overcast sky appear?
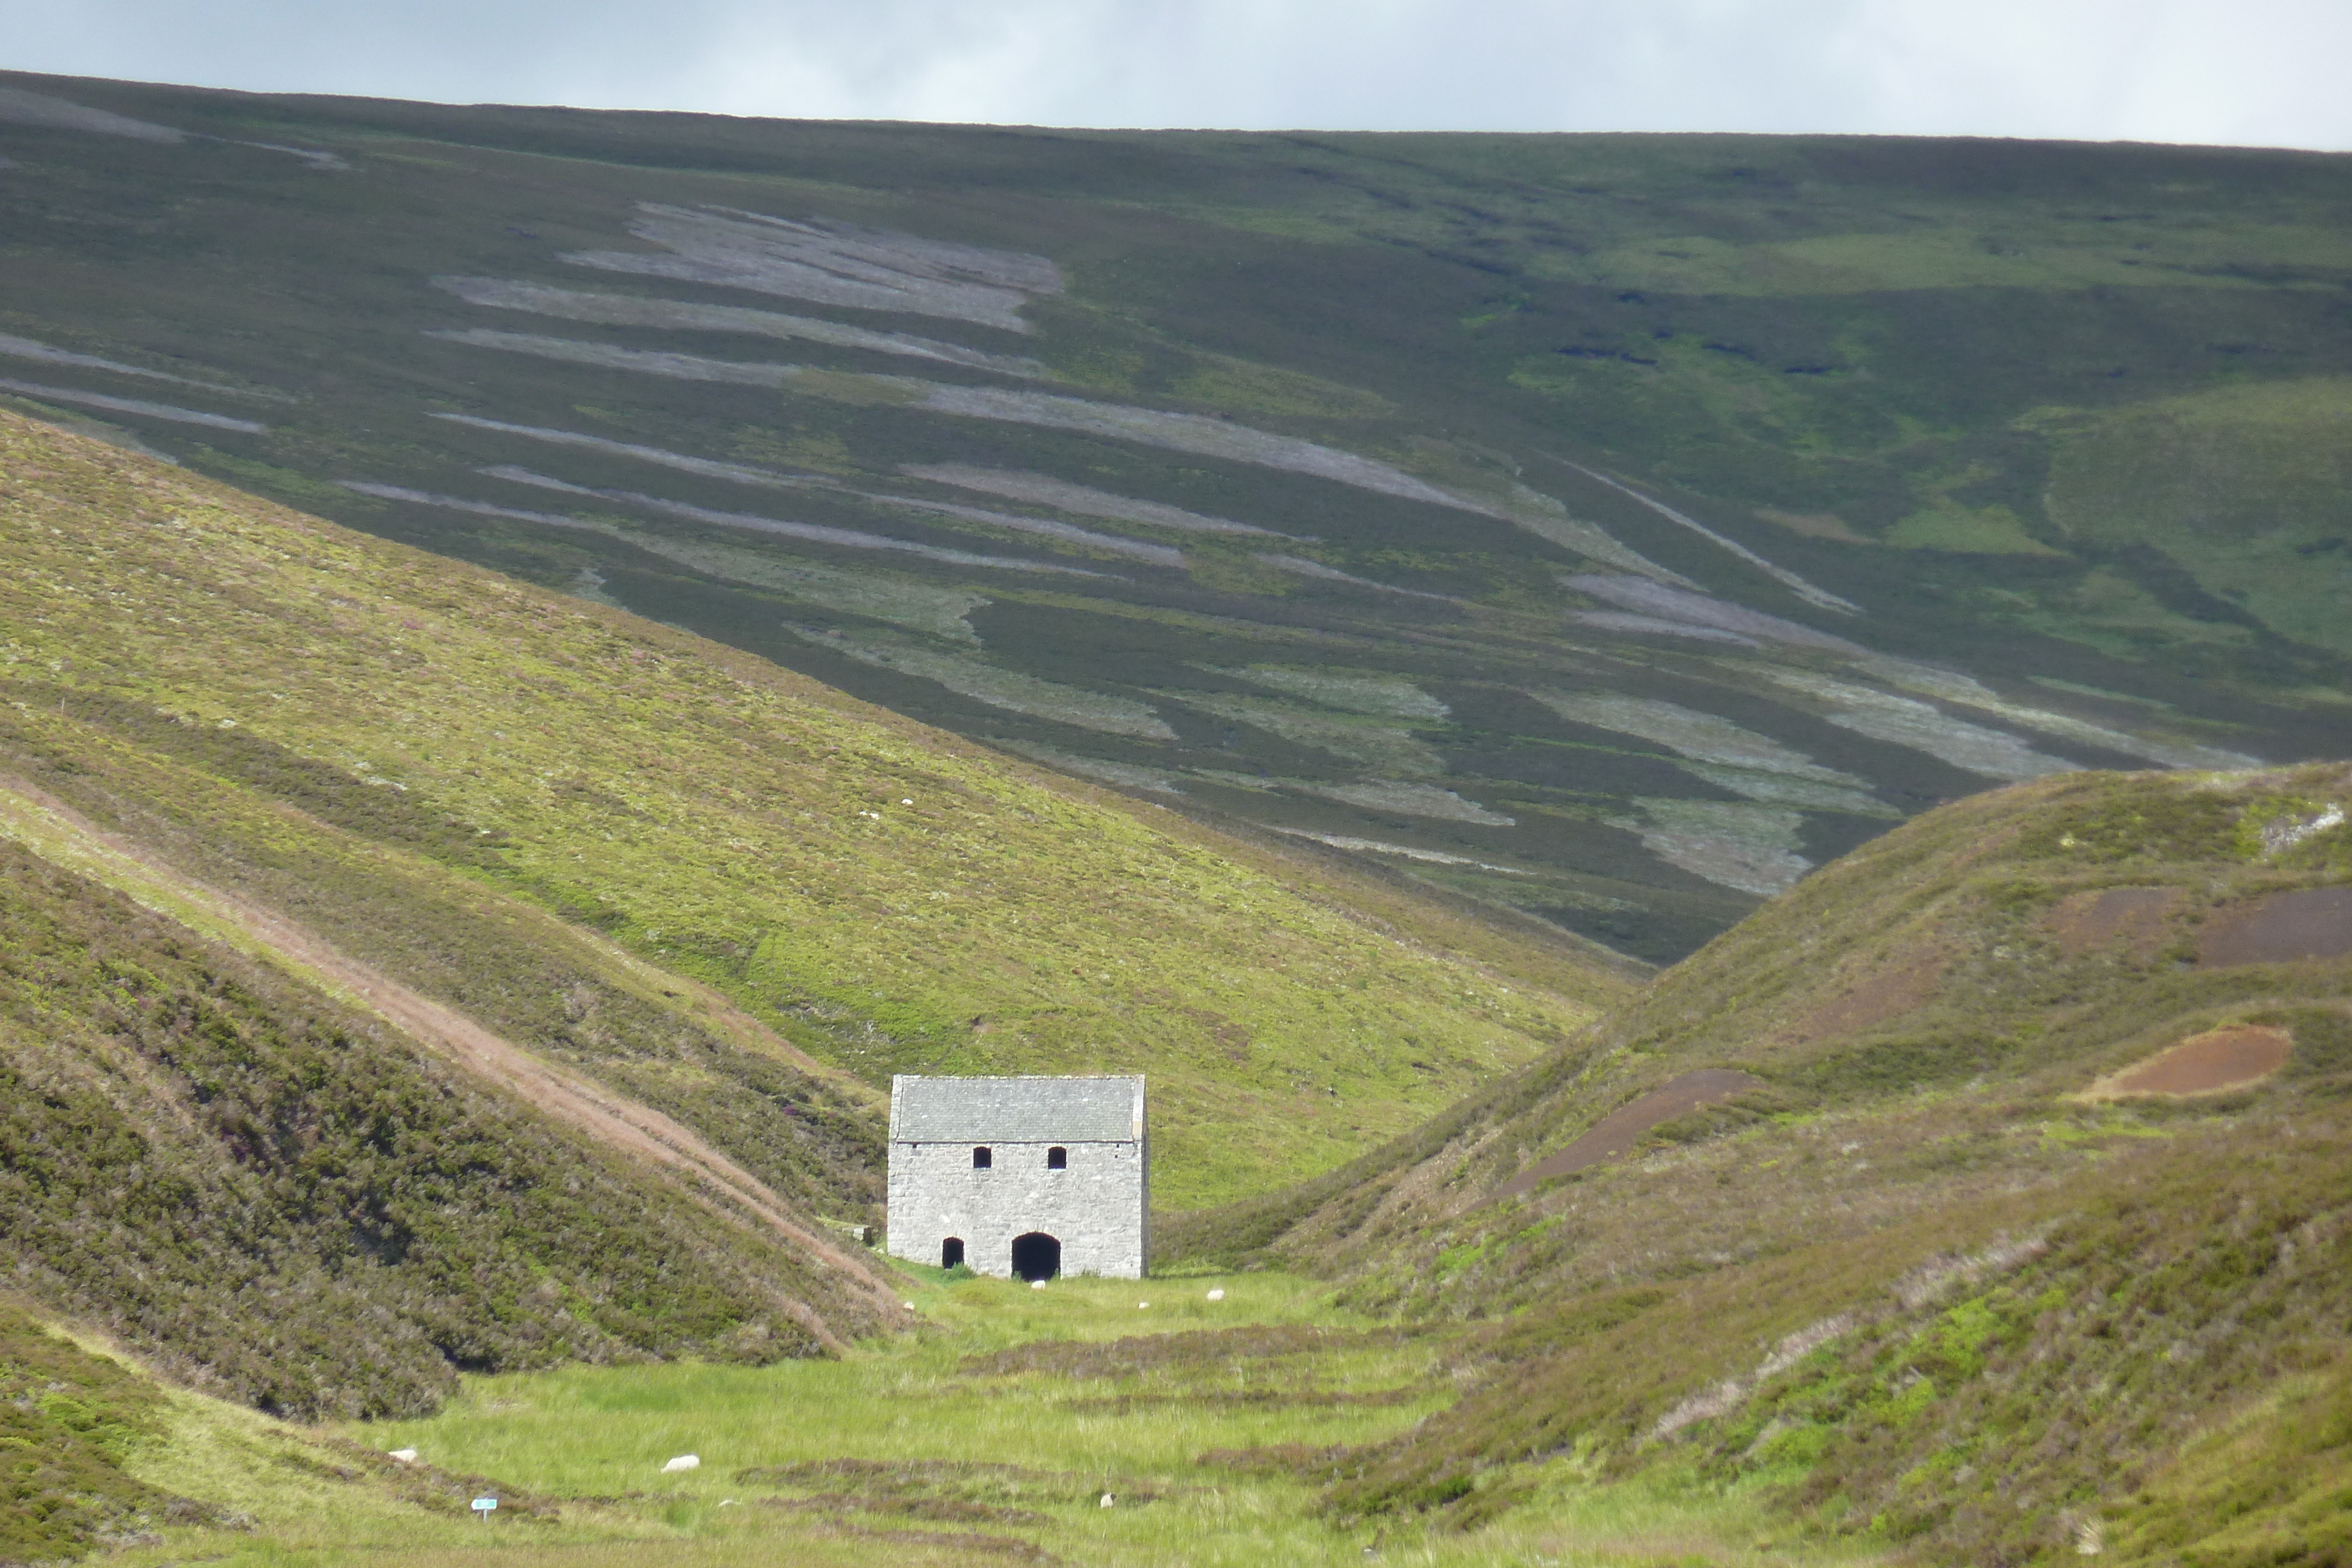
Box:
[12,0,2349,150]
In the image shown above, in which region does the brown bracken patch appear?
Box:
[2081,1025,2293,1099]
[2197,887,2352,967]
[2048,886,2184,959]
[1492,1068,1763,1200]
[1790,954,1947,1041]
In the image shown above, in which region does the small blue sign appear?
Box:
[471,1497,498,1516]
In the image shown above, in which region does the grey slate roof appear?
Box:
[891,1075,1143,1143]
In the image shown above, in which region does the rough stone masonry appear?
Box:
[887,1075,1147,1279]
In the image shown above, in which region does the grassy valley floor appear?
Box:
[93,1270,1880,1568]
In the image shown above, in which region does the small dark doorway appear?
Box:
[1046,1146,1067,1169]
[941,1237,964,1268]
[1011,1232,1060,1282]
[971,1146,992,1169]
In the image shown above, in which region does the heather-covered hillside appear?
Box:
[5,73,2344,962]
[1165,764,2352,1563]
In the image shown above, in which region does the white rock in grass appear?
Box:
[661,1455,700,1473]
[1206,1289,1225,1302]
[387,1448,418,1463]
[1137,1301,1150,1309]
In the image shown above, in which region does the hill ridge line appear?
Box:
[0,771,907,1344]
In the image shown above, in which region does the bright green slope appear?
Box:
[0,409,1621,1206]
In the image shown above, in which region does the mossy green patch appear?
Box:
[1551,220,2352,297]
[1882,503,2062,556]
[2041,377,2352,654]
[0,1306,198,1563]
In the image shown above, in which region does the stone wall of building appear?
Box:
[886,1137,1146,1279]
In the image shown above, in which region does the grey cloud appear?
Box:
[5,0,2346,149]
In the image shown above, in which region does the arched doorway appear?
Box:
[1011,1232,1060,1282]
[941,1237,964,1269]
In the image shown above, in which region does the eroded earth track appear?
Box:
[0,772,908,1345]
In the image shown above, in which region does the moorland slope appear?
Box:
[3,523,2344,1564]
[0,833,897,1420]
[0,402,1635,1472]
[0,407,1621,1212]
[1165,763,2352,1563]
[5,73,2346,960]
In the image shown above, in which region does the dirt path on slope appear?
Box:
[0,774,907,1345]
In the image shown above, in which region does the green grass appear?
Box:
[1,93,2349,1564]
[2105,1366,2352,1566]
[0,411,1619,1208]
[8,750,2344,1566]
[0,1270,1867,1568]
[362,1273,1422,1494]
[278,1271,1870,1568]
[1547,219,2352,297]
[2039,377,2352,655]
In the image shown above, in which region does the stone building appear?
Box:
[886,1075,1147,1280]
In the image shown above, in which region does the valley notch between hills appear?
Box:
[0,75,2349,1568]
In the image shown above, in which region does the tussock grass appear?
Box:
[304,1271,1840,1568]
[1605,798,1810,897]
[902,464,1282,538]
[786,624,1180,737]
[1761,671,2073,781]
[1175,691,1443,775]
[432,279,1047,377]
